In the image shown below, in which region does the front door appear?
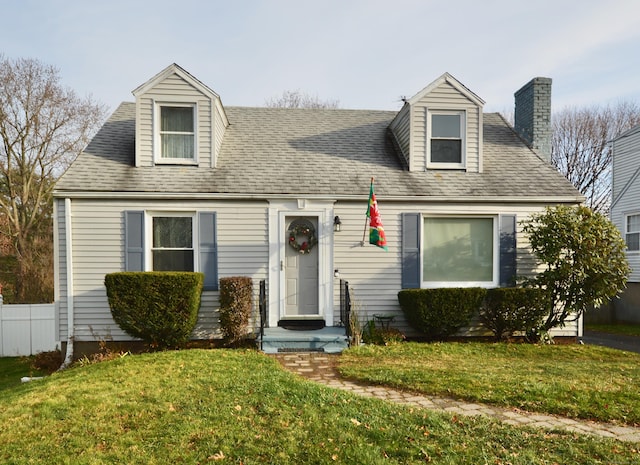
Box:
[284,216,319,317]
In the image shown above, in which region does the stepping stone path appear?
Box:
[271,352,640,443]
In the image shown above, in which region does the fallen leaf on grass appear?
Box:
[208,451,225,461]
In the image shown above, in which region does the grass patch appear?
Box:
[586,322,640,337]
[0,357,45,392]
[0,349,638,464]
[340,342,640,426]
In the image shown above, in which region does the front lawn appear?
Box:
[0,357,44,392]
[586,322,640,337]
[1,349,639,464]
[339,342,640,426]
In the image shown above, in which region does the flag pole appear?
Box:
[362,177,374,245]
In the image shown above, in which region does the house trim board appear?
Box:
[53,191,584,204]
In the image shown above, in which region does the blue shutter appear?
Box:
[125,211,144,271]
[401,213,421,289]
[499,214,517,287]
[199,212,218,291]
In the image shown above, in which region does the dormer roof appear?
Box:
[133,63,215,98]
[132,63,229,127]
[407,72,485,107]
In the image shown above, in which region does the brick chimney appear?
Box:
[514,77,552,161]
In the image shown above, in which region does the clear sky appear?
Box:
[2,0,640,115]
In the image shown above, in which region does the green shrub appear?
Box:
[105,272,203,349]
[480,287,550,341]
[398,288,486,340]
[219,276,253,345]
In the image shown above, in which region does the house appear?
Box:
[610,124,640,323]
[52,64,583,357]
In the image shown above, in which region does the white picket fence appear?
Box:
[0,302,57,356]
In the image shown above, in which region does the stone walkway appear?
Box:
[270,352,640,443]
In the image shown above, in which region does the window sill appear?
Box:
[154,159,198,166]
[426,163,466,170]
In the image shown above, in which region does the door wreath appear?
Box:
[288,221,318,254]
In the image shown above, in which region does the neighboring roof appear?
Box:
[55,102,581,201]
[612,123,640,143]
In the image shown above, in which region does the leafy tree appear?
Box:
[0,56,106,302]
[265,90,339,109]
[551,102,640,214]
[522,205,630,332]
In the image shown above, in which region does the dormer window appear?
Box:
[156,103,196,163]
[427,110,466,169]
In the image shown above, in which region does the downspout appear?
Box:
[60,197,74,368]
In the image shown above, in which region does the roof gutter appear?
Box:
[52,190,585,205]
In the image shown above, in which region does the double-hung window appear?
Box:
[422,216,497,287]
[151,214,194,271]
[427,110,465,169]
[125,210,218,290]
[626,213,640,252]
[157,104,196,162]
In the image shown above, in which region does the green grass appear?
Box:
[1,349,639,464]
[0,357,44,391]
[340,342,640,426]
[586,322,640,337]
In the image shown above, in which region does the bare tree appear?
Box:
[265,90,339,109]
[0,56,106,302]
[551,102,640,214]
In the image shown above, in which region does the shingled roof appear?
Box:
[54,102,582,201]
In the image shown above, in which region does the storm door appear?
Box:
[284,217,320,317]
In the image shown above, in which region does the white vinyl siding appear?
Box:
[611,126,640,282]
[388,104,411,167]
[388,78,482,173]
[55,199,268,342]
[412,82,481,173]
[331,201,576,338]
[55,196,579,342]
[135,73,214,168]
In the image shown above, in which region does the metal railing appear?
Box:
[339,279,352,338]
[258,279,266,351]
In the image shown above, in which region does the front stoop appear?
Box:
[259,327,349,354]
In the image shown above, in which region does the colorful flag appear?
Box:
[366,179,388,250]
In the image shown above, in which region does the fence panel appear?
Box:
[0,303,56,356]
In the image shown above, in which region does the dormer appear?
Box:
[389,73,484,173]
[132,64,229,168]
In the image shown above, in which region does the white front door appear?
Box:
[284,216,320,318]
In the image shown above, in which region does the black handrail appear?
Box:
[259,279,266,351]
[340,279,352,338]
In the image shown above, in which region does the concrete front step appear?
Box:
[259,327,349,354]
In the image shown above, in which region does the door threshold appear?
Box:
[278,319,325,331]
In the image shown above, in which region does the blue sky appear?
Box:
[3,0,640,115]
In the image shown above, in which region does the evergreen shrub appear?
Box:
[398,287,486,340]
[480,287,549,341]
[105,272,203,349]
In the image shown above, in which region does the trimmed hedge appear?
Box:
[105,272,204,349]
[219,276,253,345]
[398,287,487,340]
[480,287,550,341]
